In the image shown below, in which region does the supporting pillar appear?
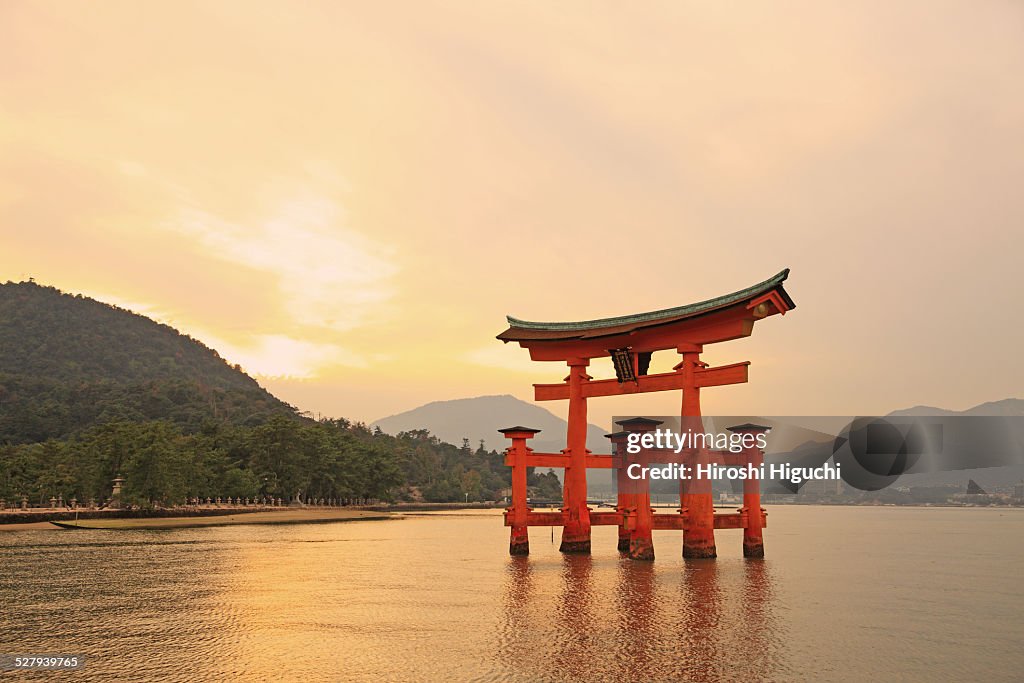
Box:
[630,462,655,561]
[500,427,541,556]
[617,520,631,552]
[617,418,661,561]
[560,358,592,553]
[730,424,770,558]
[608,431,631,552]
[678,344,717,559]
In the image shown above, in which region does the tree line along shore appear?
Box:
[0,282,566,516]
[0,415,565,512]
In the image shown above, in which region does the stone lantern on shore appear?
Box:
[109,476,125,509]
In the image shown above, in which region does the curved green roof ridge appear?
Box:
[506,269,791,332]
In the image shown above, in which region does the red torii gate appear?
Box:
[497,269,795,560]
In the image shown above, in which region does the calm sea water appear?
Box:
[1,507,1021,682]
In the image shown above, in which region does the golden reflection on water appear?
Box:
[3,509,1024,682]
[499,550,787,683]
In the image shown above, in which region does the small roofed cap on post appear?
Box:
[726,423,772,433]
[498,426,542,436]
[615,417,664,432]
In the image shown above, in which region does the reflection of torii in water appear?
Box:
[497,270,796,560]
[497,555,782,681]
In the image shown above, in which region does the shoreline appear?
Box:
[2,501,1016,533]
[0,502,506,532]
[0,508,396,531]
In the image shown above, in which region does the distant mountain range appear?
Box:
[372,394,611,454]
[884,399,1024,489]
[372,394,619,492]
[373,396,1024,454]
[374,395,1024,494]
[887,398,1024,417]
[764,399,1024,491]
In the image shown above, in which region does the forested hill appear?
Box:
[0,281,557,508]
[0,280,296,443]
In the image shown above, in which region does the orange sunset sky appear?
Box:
[2,1,1022,428]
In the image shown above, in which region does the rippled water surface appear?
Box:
[1,507,1022,682]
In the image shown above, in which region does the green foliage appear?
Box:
[390,430,512,502]
[0,281,298,444]
[529,471,563,500]
[119,422,189,507]
[0,281,516,508]
[0,417,511,507]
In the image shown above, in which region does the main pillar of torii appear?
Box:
[496,270,795,557]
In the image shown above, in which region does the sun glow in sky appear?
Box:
[2,1,1023,427]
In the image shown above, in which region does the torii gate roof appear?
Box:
[498,269,795,344]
